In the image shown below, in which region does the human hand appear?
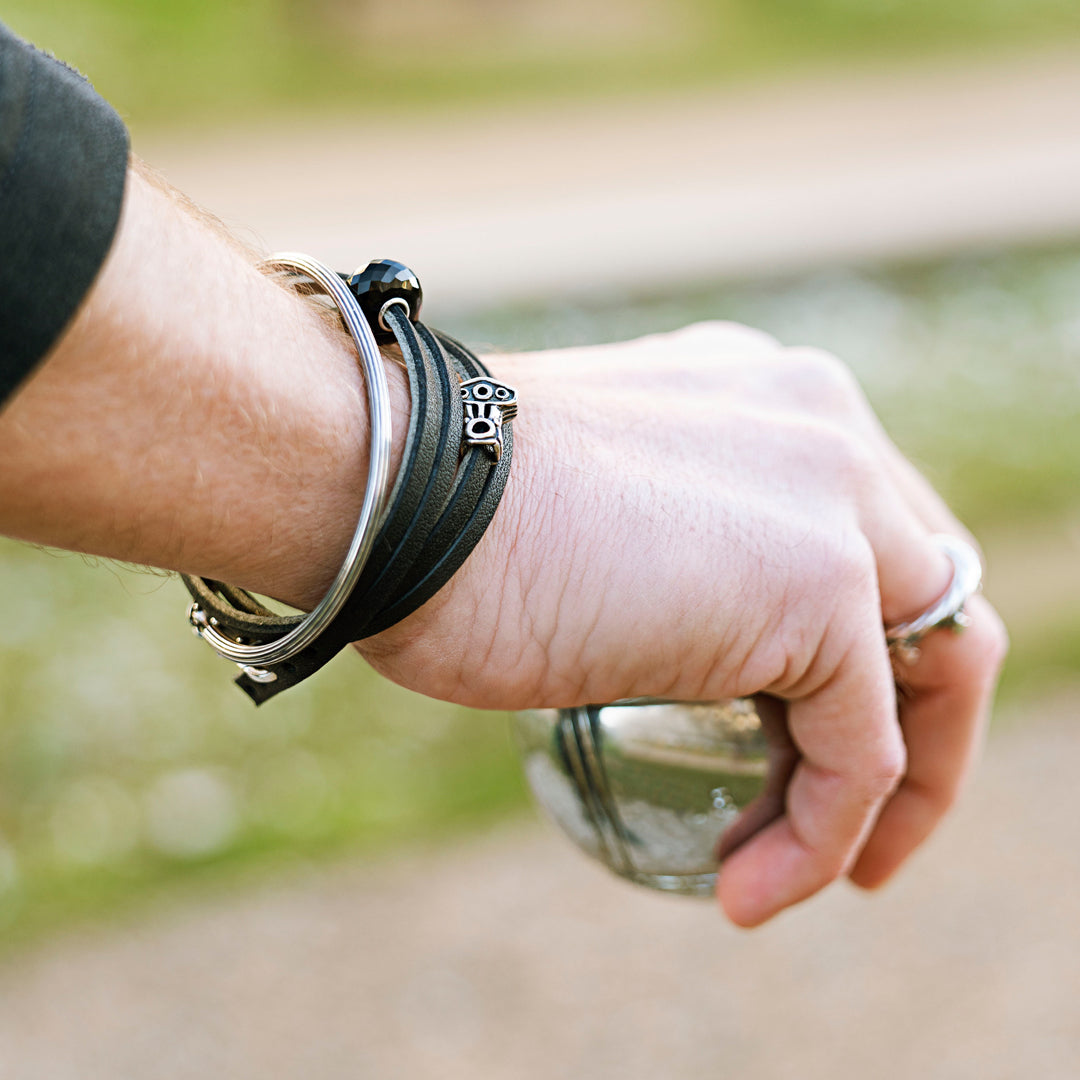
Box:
[359,322,1007,926]
[0,157,1002,926]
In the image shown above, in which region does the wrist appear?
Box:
[273,332,412,613]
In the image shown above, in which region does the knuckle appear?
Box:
[874,738,909,791]
[805,420,877,489]
[833,527,876,587]
[820,529,878,600]
[780,346,865,413]
[674,320,781,354]
[845,739,907,808]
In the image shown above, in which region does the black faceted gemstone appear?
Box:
[346,259,423,344]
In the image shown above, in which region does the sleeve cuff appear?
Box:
[0,24,129,408]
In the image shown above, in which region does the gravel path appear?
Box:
[0,694,1076,1080]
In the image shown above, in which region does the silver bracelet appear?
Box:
[187,252,393,682]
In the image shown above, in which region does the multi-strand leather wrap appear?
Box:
[183,257,516,705]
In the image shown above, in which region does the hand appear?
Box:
[359,322,1008,926]
[0,163,1002,927]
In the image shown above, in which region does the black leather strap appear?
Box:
[356,329,513,638]
[182,295,514,704]
[343,310,463,623]
[234,311,473,702]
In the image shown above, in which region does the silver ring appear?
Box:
[886,533,983,664]
[190,253,393,668]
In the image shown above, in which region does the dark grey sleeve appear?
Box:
[0,22,129,409]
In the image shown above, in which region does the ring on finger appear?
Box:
[886,534,983,665]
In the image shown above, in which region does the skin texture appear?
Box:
[0,162,1007,927]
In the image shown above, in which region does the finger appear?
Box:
[838,384,981,554]
[859,499,954,627]
[881,446,981,553]
[771,346,977,554]
[716,695,798,861]
[828,432,956,628]
[849,595,1008,888]
[716,606,904,927]
[753,353,954,625]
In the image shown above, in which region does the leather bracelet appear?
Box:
[181,258,516,704]
[232,308,478,703]
[339,308,465,629]
[357,327,514,639]
[180,305,455,648]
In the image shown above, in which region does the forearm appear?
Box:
[0,161,407,609]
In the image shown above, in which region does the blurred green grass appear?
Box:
[2,243,1078,952]
[4,0,1080,131]
[0,551,529,950]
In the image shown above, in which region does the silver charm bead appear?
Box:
[460,376,517,461]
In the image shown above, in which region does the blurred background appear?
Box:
[2,2,1080,1077]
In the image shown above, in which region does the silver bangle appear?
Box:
[188,252,393,676]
